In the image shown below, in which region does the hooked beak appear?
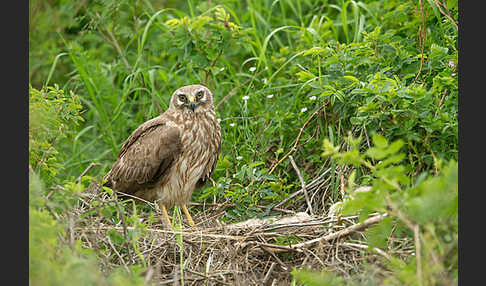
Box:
[188,96,196,112]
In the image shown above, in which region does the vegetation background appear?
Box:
[29,0,458,285]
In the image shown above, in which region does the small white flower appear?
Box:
[263,78,268,84]
[309,96,317,101]
[451,73,456,77]
[229,123,236,127]
[236,156,243,160]
[220,67,225,71]
[267,94,274,99]
[242,95,250,101]
[264,66,269,70]
[249,66,256,72]
[300,107,308,113]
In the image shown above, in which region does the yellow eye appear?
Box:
[196,90,204,100]
[178,94,187,102]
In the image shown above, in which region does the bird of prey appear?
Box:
[103,84,221,227]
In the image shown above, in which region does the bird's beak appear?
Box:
[188,96,196,112]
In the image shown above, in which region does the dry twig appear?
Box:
[269,103,326,174]
[289,155,313,215]
[435,88,448,116]
[266,213,388,253]
[272,167,332,209]
[262,263,277,285]
[415,0,427,82]
[75,162,100,183]
[431,0,458,29]
[189,202,295,215]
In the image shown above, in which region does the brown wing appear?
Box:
[105,116,182,194]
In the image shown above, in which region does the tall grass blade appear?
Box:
[45,52,67,87]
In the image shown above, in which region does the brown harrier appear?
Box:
[103,84,221,227]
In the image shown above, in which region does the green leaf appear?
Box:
[219,156,233,169]
[339,150,361,166]
[303,47,330,56]
[386,140,404,154]
[249,161,265,168]
[102,186,113,196]
[366,216,393,249]
[296,71,315,81]
[322,138,340,156]
[292,269,344,285]
[372,133,388,149]
[378,153,406,168]
[366,147,388,160]
[343,75,359,83]
[347,170,356,191]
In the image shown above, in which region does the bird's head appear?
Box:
[170,84,214,113]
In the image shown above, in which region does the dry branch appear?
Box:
[75,162,100,183]
[262,213,388,253]
[272,167,332,209]
[77,226,247,241]
[226,211,312,230]
[289,155,313,215]
[340,242,392,260]
[189,202,296,215]
[431,0,458,29]
[415,0,427,82]
[262,263,277,285]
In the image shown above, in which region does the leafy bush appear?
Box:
[29,85,84,183]
[29,173,145,286]
[292,134,457,285]
[29,85,144,284]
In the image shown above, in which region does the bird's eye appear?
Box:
[178,94,187,102]
[196,90,204,100]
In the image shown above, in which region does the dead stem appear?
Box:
[268,103,327,174]
[289,155,313,215]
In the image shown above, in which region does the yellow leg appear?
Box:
[182,204,195,227]
[158,202,172,228]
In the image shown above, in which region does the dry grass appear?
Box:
[65,185,414,285]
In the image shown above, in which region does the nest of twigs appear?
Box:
[65,182,415,286]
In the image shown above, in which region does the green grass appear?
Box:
[29,0,457,284]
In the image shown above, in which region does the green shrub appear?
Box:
[29,85,84,184]
[29,84,144,285]
[29,172,145,286]
[292,134,458,285]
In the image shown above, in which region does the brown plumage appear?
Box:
[104,84,221,227]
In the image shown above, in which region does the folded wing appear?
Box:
[105,117,182,194]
